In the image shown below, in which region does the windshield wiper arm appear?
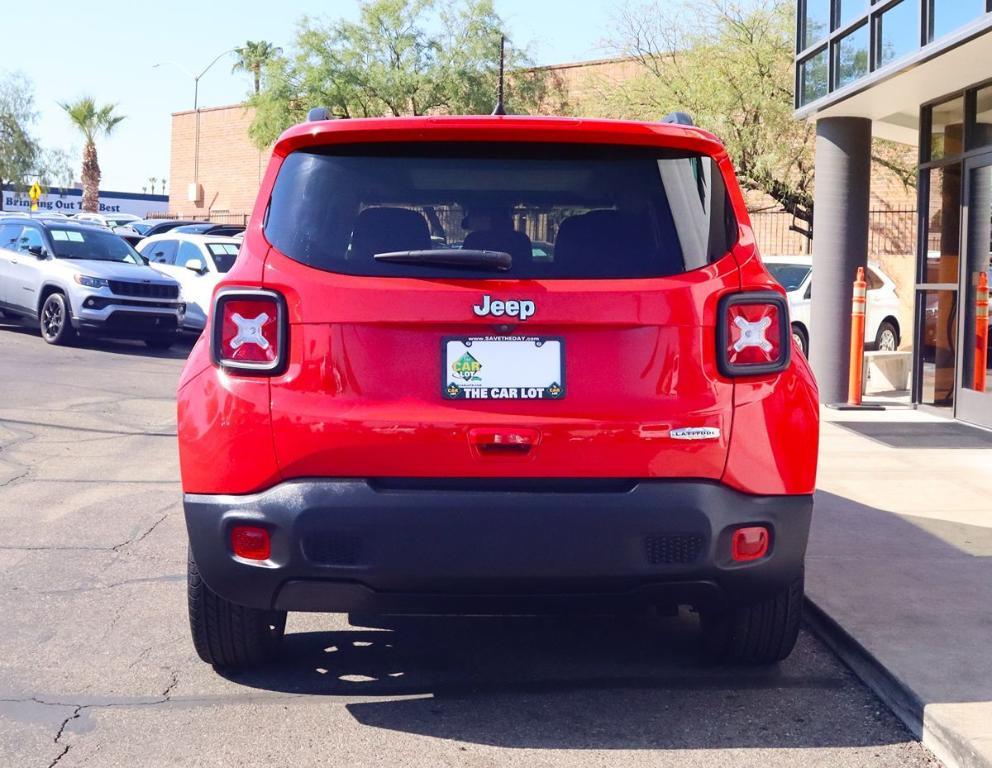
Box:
[373,248,511,272]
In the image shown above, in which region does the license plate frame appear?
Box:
[442,336,566,400]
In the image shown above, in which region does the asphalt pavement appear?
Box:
[0,315,940,767]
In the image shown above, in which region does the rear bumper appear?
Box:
[184,480,812,614]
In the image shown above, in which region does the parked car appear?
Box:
[763,256,902,357]
[75,212,141,229]
[0,215,184,348]
[138,220,204,238]
[139,233,239,332]
[171,223,246,237]
[178,112,819,670]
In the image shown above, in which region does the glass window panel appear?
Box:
[963,164,992,394]
[930,0,986,42]
[929,96,965,160]
[919,289,958,406]
[837,0,868,29]
[803,0,831,48]
[923,164,962,284]
[878,0,919,67]
[835,23,870,89]
[799,48,829,105]
[971,87,992,150]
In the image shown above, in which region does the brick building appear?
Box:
[167,103,267,219]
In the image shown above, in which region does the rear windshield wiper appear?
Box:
[373,249,511,272]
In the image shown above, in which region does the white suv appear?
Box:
[138,233,240,333]
[0,216,184,348]
[764,256,902,357]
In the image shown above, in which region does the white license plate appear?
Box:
[443,336,565,400]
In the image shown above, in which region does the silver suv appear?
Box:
[0,216,185,349]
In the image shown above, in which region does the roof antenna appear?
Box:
[492,35,506,116]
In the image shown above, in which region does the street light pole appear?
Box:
[153,48,234,207]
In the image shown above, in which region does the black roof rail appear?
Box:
[661,112,694,126]
[307,107,332,122]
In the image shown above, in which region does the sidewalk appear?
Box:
[807,406,992,768]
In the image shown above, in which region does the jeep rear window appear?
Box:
[264,143,738,280]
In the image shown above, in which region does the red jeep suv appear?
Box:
[178,113,819,669]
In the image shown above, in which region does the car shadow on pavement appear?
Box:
[220,611,911,750]
[0,314,196,360]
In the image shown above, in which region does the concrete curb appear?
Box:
[804,597,987,768]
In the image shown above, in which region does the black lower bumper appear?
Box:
[72,311,179,338]
[184,480,812,614]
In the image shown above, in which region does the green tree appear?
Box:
[59,97,125,213]
[600,0,817,235]
[248,0,553,147]
[599,0,913,241]
[0,73,42,211]
[232,40,283,95]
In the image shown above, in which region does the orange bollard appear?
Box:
[847,267,867,406]
[975,271,989,392]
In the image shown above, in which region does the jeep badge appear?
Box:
[473,294,535,321]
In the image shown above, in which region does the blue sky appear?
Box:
[4,1,617,193]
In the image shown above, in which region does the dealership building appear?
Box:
[796,0,992,427]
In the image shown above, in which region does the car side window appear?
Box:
[0,224,21,250]
[17,226,45,253]
[176,241,204,269]
[866,268,883,291]
[144,239,178,265]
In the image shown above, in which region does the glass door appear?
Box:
[957,153,992,427]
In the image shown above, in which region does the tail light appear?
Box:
[731,526,770,562]
[231,525,271,560]
[210,288,287,374]
[717,292,790,376]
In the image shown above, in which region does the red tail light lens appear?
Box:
[231,525,271,560]
[211,289,287,374]
[718,292,790,376]
[731,526,770,562]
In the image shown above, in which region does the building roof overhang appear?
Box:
[795,17,992,145]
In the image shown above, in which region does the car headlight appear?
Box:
[74,274,109,289]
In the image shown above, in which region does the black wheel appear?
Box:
[701,573,804,664]
[187,549,286,668]
[144,336,175,350]
[875,320,899,352]
[39,293,76,346]
[791,324,809,358]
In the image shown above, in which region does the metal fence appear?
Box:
[147,208,920,258]
[750,208,918,257]
[147,212,250,226]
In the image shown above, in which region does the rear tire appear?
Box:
[701,573,804,664]
[791,324,809,358]
[187,549,286,668]
[875,320,899,352]
[39,293,76,346]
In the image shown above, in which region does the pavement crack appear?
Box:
[111,506,176,552]
[47,745,70,768]
[54,706,82,743]
[0,467,30,488]
[161,671,179,699]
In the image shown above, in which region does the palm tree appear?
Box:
[148,176,158,196]
[59,98,125,212]
[232,40,282,95]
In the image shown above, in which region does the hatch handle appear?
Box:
[468,428,540,454]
